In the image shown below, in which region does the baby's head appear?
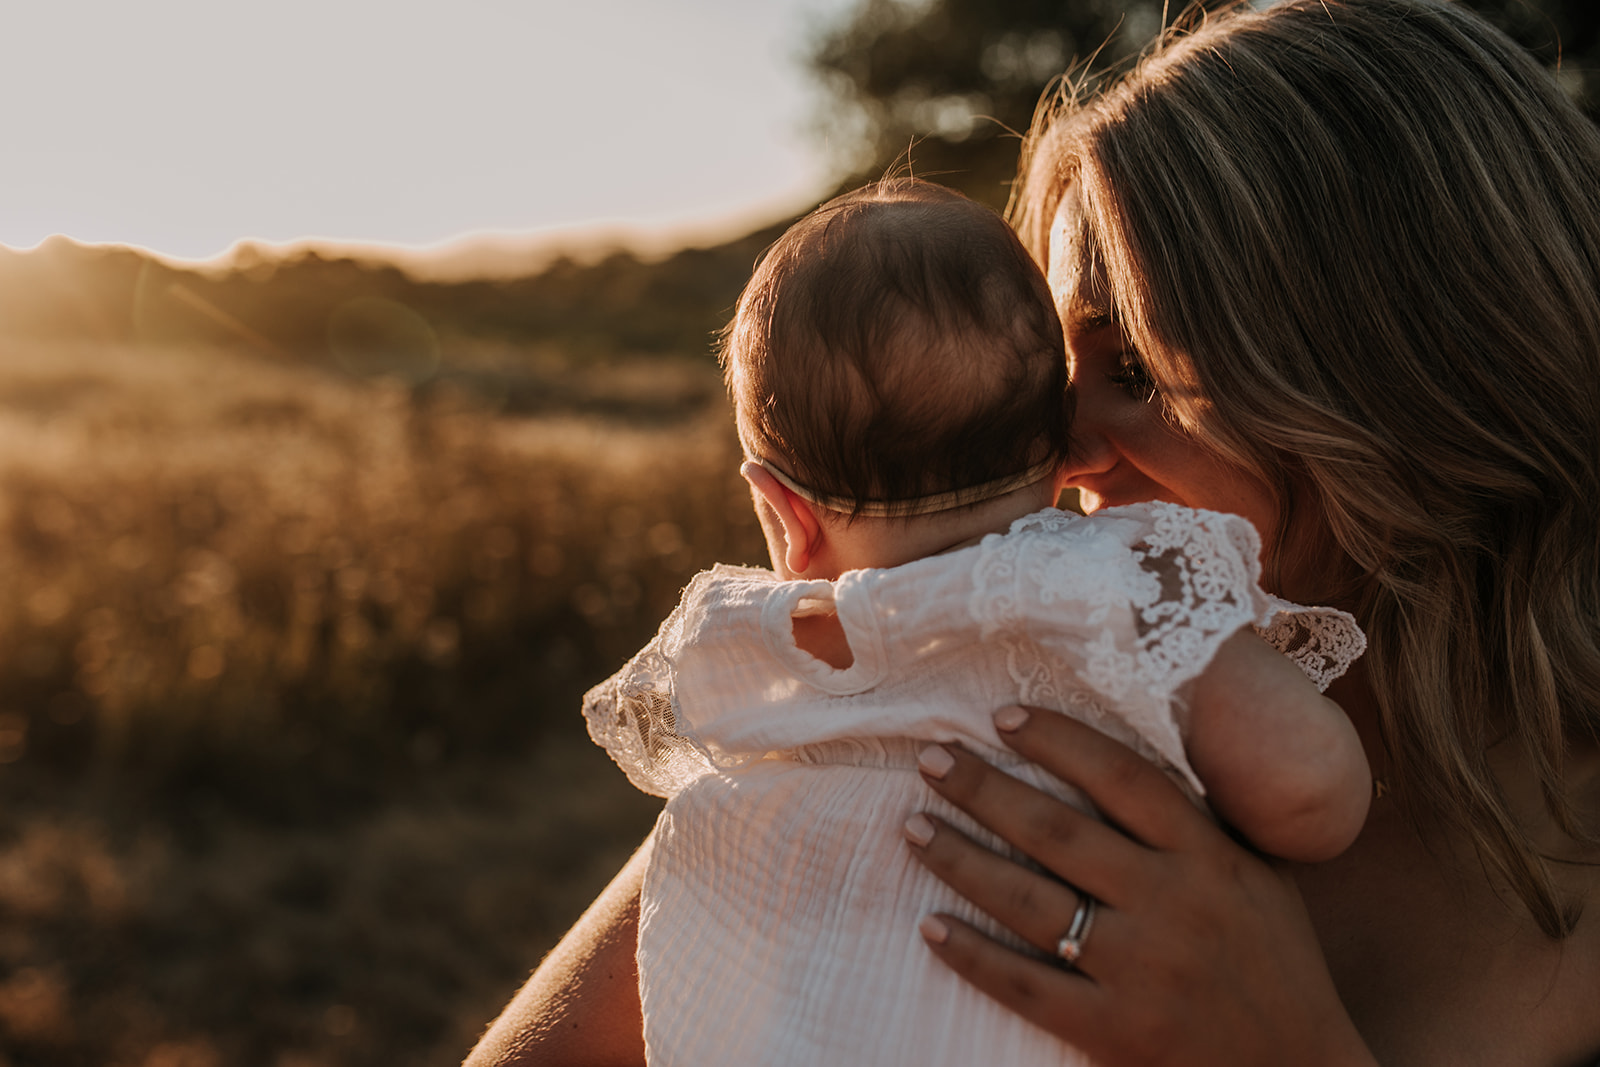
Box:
[721,179,1072,579]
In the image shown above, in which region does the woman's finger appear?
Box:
[904,812,1099,954]
[916,913,1112,1040]
[915,743,1152,903]
[991,705,1215,851]
[921,911,1205,1067]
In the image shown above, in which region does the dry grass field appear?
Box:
[0,335,767,1066]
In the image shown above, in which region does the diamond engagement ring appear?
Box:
[1054,895,1097,967]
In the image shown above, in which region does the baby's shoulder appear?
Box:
[677,562,781,606]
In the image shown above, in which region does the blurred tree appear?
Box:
[808,0,1600,208]
[808,0,1173,207]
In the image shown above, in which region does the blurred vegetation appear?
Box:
[0,343,762,797]
[809,0,1174,205]
[0,235,773,1065]
[809,0,1600,208]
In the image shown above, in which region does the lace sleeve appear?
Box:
[1117,502,1275,697]
[1254,596,1366,692]
[581,599,713,799]
[973,504,1276,792]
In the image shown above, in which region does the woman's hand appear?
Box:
[904,706,1377,1067]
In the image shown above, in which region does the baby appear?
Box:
[583,179,1371,1066]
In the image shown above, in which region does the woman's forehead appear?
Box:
[1045,194,1115,335]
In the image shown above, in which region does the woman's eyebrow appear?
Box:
[1066,305,1115,333]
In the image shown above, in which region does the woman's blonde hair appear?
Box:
[1013,0,1600,936]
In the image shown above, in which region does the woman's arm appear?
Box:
[463,835,650,1067]
[906,707,1378,1067]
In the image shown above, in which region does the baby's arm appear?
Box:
[1184,630,1371,862]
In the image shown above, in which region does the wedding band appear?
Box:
[1054,895,1097,967]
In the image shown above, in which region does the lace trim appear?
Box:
[970,504,1270,788]
[1254,596,1366,692]
[581,599,714,798]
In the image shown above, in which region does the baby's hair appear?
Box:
[721,178,1071,518]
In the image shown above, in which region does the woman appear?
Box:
[466,1,1600,1063]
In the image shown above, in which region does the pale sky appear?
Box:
[0,0,857,261]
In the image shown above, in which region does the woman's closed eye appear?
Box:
[1107,352,1160,404]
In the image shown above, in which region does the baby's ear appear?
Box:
[741,461,825,575]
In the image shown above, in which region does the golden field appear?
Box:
[0,333,767,1067]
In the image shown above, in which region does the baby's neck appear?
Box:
[790,483,1057,669]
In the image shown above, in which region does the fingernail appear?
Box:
[919,915,950,944]
[903,813,936,846]
[994,706,1030,732]
[918,745,955,779]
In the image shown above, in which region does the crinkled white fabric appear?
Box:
[582,502,1366,1067]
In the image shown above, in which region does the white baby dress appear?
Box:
[584,502,1365,1067]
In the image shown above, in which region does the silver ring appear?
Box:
[1054,895,1096,967]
